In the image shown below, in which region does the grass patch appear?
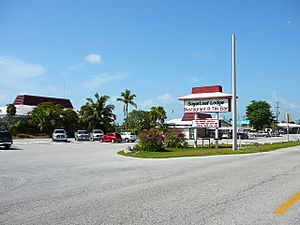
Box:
[118,141,300,158]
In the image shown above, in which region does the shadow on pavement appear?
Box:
[0,147,23,151]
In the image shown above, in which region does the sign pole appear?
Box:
[215,112,219,148]
[194,113,198,148]
[232,34,238,150]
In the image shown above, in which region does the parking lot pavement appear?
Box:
[1,138,300,225]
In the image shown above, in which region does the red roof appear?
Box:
[181,113,211,121]
[13,95,73,108]
[192,85,222,94]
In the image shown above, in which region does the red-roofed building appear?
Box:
[166,85,232,139]
[13,95,73,108]
[0,95,74,117]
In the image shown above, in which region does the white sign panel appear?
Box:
[192,119,219,128]
[184,98,230,113]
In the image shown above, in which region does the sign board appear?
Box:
[184,98,230,113]
[192,119,219,128]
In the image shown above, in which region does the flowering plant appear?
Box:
[137,128,165,152]
[135,128,187,152]
[163,129,187,148]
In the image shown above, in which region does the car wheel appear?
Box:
[100,139,103,142]
[111,139,115,143]
[4,144,11,150]
[125,138,129,142]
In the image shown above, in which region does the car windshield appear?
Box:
[94,130,103,133]
[130,133,135,135]
[78,130,88,134]
[55,130,65,134]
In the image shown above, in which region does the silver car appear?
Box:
[120,132,137,142]
[90,129,104,141]
[75,130,90,141]
[52,129,68,142]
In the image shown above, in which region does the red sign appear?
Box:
[192,119,219,128]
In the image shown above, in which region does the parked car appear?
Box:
[52,129,68,142]
[0,131,13,149]
[100,132,122,143]
[271,131,281,137]
[255,131,270,137]
[237,132,249,139]
[75,130,90,141]
[90,129,104,141]
[120,132,137,142]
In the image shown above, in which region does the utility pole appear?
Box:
[232,34,237,150]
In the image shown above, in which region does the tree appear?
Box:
[6,104,16,116]
[31,102,63,134]
[149,106,167,127]
[117,89,137,129]
[60,109,79,137]
[1,104,17,131]
[79,93,116,132]
[125,110,151,132]
[246,100,274,130]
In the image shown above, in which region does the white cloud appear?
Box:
[84,54,102,64]
[139,99,155,110]
[83,73,128,88]
[271,90,300,120]
[0,94,6,101]
[192,50,213,58]
[157,93,175,102]
[187,76,205,84]
[139,93,177,110]
[288,20,292,24]
[68,63,84,71]
[0,56,46,104]
[0,56,46,82]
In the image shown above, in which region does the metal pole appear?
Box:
[215,112,219,149]
[232,34,238,150]
[194,113,198,148]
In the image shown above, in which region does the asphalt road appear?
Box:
[0,139,300,225]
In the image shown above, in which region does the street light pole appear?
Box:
[232,34,238,150]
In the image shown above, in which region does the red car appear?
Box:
[100,132,122,143]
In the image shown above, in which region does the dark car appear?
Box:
[237,132,249,139]
[100,132,122,143]
[0,131,13,149]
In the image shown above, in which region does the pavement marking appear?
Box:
[273,192,300,215]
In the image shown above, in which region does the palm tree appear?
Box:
[149,106,167,127]
[117,89,137,129]
[79,93,116,131]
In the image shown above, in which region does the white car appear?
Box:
[90,129,104,141]
[52,129,68,142]
[120,132,137,142]
[255,131,270,138]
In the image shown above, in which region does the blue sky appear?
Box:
[0,0,299,123]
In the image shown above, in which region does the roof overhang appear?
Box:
[178,92,232,101]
